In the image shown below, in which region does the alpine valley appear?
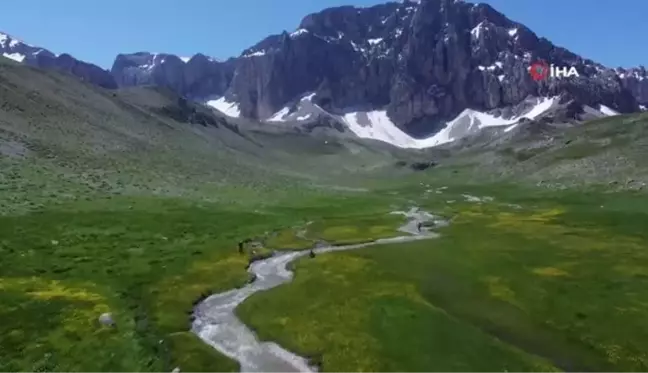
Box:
[3,1,648,372]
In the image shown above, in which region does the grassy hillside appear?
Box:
[427,114,648,189]
[0,57,421,215]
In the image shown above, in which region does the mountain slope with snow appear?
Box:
[322,97,563,148]
[207,91,620,149]
[205,96,242,118]
[0,31,117,89]
[100,0,646,137]
[0,32,54,63]
[216,0,639,131]
[2,0,647,151]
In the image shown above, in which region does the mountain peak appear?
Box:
[0,31,55,63]
[0,31,31,48]
[0,30,116,89]
[204,0,646,146]
[3,0,648,149]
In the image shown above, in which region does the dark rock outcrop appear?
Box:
[410,161,437,171]
[156,97,225,127]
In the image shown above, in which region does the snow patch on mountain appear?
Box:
[0,31,52,63]
[429,97,557,144]
[267,93,326,122]
[523,96,559,119]
[268,107,291,122]
[2,52,25,62]
[501,97,559,132]
[0,32,25,50]
[340,110,425,147]
[599,104,620,116]
[262,94,563,148]
[290,29,309,38]
[206,97,241,118]
[243,50,266,58]
[340,97,560,148]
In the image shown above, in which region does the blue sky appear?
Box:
[1,0,645,69]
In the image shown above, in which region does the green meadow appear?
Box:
[4,136,648,372]
[237,184,648,372]
[3,173,648,372]
[0,190,410,372]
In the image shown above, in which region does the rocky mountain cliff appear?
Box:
[224,0,643,130]
[616,66,648,108]
[0,32,117,89]
[110,52,236,99]
[3,0,648,145]
[107,0,648,136]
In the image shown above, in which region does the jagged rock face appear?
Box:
[228,30,371,119]
[110,52,235,99]
[222,0,640,132]
[228,2,407,119]
[0,32,117,89]
[5,0,643,133]
[111,52,185,88]
[616,66,648,107]
[184,54,236,99]
[395,0,637,122]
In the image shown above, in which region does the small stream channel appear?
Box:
[191,207,447,372]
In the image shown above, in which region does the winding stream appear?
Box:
[191,207,447,372]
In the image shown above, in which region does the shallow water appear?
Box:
[192,207,445,372]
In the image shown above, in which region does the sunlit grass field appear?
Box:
[237,184,648,371]
[0,191,408,371]
[3,174,648,371]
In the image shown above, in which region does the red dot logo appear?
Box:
[529,61,549,81]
